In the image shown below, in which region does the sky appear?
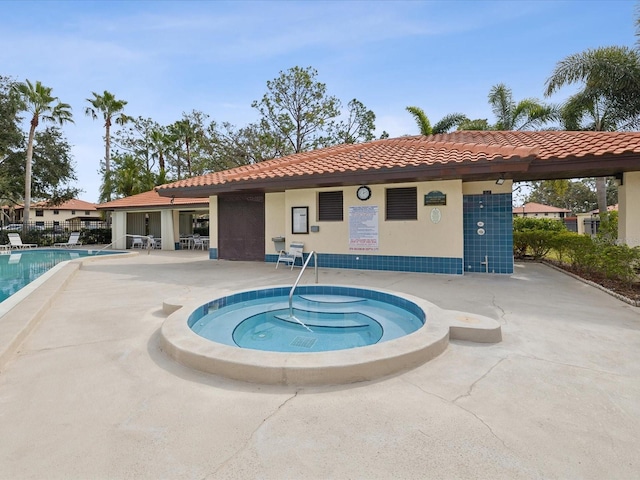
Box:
[1,0,638,203]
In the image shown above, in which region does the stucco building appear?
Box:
[100,131,640,275]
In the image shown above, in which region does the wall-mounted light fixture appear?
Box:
[495,175,505,185]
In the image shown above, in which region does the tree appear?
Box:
[29,127,81,203]
[524,178,618,214]
[405,106,480,135]
[11,79,73,228]
[85,91,130,202]
[0,76,23,167]
[405,106,432,135]
[252,66,340,154]
[545,46,640,219]
[109,153,156,198]
[546,47,640,131]
[488,83,557,130]
[330,98,376,144]
[169,111,207,177]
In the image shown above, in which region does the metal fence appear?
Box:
[0,221,112,246]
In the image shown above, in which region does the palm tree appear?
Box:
[11,80,73,229]
[150,127,170,175]
[545,46,640,218]
[85,91,130,201]
[406,106,470,135]
[488,83,557,131]
[169,114,205,177]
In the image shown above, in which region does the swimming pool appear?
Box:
[0,249,120,303]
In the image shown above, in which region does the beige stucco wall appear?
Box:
[265,193,286,254]
[263,180,476,258]
[619,171,640,247]
[30,208,97,223]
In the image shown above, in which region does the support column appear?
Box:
[209,196,218,259]
[161,209,176,250]
[112,211,127,249]
[618,171,640,247]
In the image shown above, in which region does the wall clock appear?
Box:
[356,185,371,201]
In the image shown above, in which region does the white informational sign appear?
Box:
[349,205,379,251]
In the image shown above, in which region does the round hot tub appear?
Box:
[160,285,452,385]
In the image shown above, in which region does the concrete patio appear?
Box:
[0,250,638,479]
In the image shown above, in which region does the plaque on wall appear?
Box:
[424,191,446,206]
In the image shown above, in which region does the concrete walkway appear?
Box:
[0,251,639,479]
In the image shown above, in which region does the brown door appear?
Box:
[218,193,265,261]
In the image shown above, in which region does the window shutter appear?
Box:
[386,187,417,220]
[318,191,343,221]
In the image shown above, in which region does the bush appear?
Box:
[560,233,597,272]
[513,216,566,233]
[512,217,566,259]
[80,228,112,245]
[596,244,640,285]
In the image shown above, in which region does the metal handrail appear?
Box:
[288,251,318,330]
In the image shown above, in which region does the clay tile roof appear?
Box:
[514,202,571,214]
[97,190,209,210]
[155,131,640,195]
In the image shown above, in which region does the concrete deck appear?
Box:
[0,251,639,479]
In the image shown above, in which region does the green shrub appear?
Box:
[79,228,112,245]
[512,217,566,259]
[562,233,597,272]
[596,244,640,285]
[549,232,575,263]
[513,216,567,233]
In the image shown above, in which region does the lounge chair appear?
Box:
[276,242,304,269]
[54,232,82,248]
[8,233,37,249]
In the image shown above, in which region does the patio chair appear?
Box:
[276,242,304,270]
[7,233,37,249]
[131,236,144,248]
[193,234,204,250]
[54,232,82,248]
[148,235,161,249]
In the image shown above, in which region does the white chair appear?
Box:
[192,235,205,250]
[54,232,81,248]
[8,233,37,249]
[148,235,161,249]
[276,242,304,270]
[131,236,144,248]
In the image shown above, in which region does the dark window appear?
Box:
[85,211,90,215]
[35,209,44,217]
[386,187,417,220]
[71,210,76,215]
[318,191,343,221]
[53,210,59,215]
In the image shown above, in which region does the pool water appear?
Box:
[189,288,425,353]
[0,249,119,303]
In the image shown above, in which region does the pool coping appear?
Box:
[160,285,502,386]
[0,249,134,371]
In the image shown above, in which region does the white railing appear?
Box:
[288,251,318,331]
